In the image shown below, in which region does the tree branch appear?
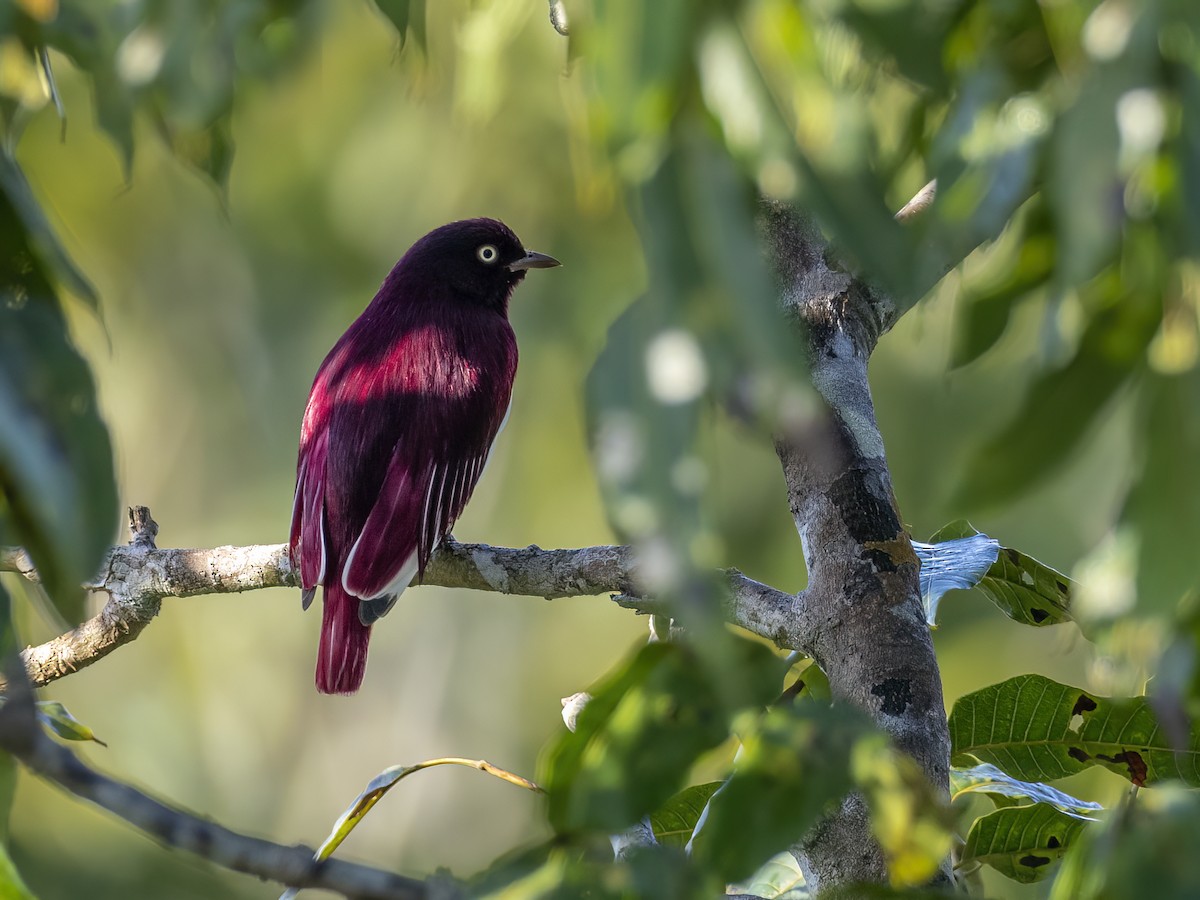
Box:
[762,196,951,889]
[0,657,433,900]
[1,511,800,689]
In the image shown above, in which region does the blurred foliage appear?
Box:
[0,0,1197,897]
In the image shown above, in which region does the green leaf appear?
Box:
[727,851,809,899]
[961,803,1088,884]
[1049,785,1200,900]
[648,781,720,849]
[0,841,36,900]
[689,703,871,882]
[0,155,96,309]
[953,287,1160,509]
[928,521,1071,626]
[35,701,106,746]
[949,202,1055,369]
[468,841,716,900]
[1122,369,1200,615]
[949,763,1103,820]
[27,4,136,179]
[542,640,783,834]
[853,737,955,888]
[0,159,117,623]
[371,0,427,50]
[0,582,16,846]
[911,528,1000,626]
[949,674,1200,786]
[829,0,954,93]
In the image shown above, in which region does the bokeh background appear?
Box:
[3,1,1192,897]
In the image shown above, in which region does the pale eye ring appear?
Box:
[477,244,499,264]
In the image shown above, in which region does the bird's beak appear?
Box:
[507,250,561,271]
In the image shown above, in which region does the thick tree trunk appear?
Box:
[764,204,950,889]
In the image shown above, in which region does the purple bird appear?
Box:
[289,219,559,694]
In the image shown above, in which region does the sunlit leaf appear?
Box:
[648,781,720,849]
[926,521,1071,626]
[950,674,1200,787]
[0,840,36,900]
[853,736,954,887]
[468,841,715,900]
[962,803,1088,884]
[689,703,871,882]
[542,640,783,835]
[911,528,999,626]
[727,851,809,899]
[1049,785,1200,900]
[35,700,106,746]
[949,763,1103,820]
[282,756,540,897]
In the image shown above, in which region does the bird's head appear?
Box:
[400,218,560,311]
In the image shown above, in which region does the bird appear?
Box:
[288,218,560,694]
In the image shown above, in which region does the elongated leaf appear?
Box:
[853,737,955,888]
[950,674,1200,786]
[728,852,809,900]
[649,781,720,849]
[962,803,1088,883]
[0,159,116,622]
[0,155,96,309]
[0,583,15,846]
[280,757,540,900]
[689,703,871,882]
[542,640,783,834]
[912,529,999,625]
[1122,369,1200,615]
[929,521,1071,626]
[1048,785,1200,900]
[35,701,106,746]
[949,763,1102,820]
[954,289,1160,509]
[371,0,427,49]
[0,840,36,900]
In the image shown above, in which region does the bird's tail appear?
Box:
[316,580,371,695]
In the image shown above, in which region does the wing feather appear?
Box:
[289,430,329,593]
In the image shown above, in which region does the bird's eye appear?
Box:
[477,244,499,264]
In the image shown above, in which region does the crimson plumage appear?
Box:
[289,219,559,694]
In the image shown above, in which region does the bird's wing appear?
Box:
[289,426,329,606]
[340,408,504,602]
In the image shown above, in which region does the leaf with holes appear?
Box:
[912,525,1000,625]
[950,674,1200,786]
[949,763,1102,820]
[962,803,1088,883]
[649,781,721,849]
[929,521,1071,626]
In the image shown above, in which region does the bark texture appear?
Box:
[764,202,950,889]
[2,512,796,690]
